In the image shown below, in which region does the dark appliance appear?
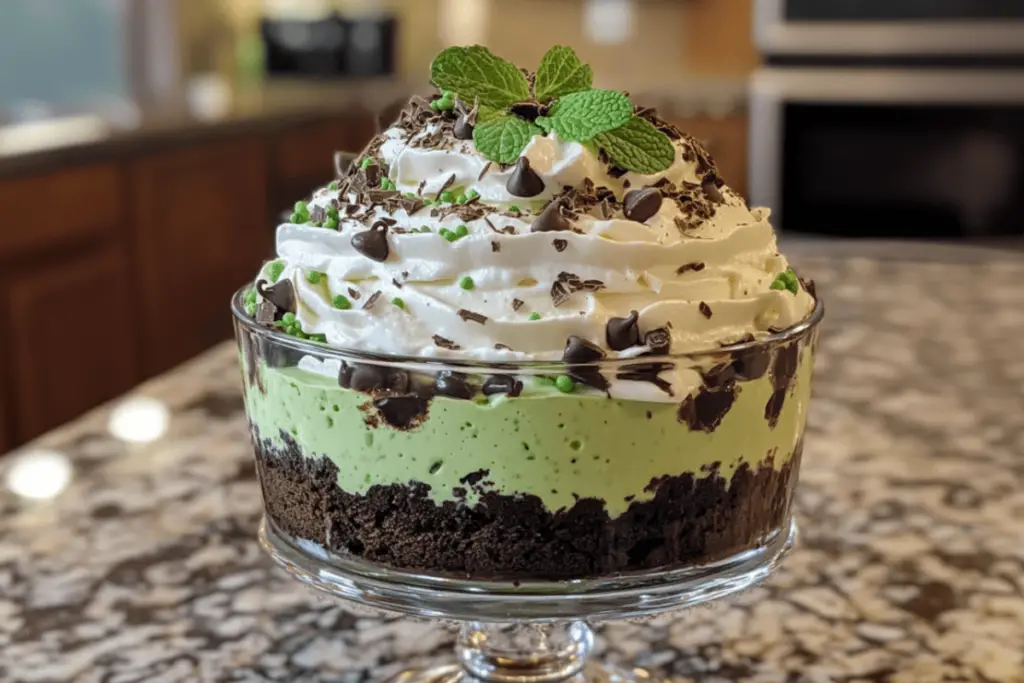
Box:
[261,12,396,79]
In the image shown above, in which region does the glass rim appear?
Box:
[231,286,824,372]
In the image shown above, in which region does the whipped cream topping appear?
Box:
[254,112,815,402]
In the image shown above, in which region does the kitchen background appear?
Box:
[0,0,1020,453]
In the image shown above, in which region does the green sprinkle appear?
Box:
[770,268,799,295]
[508,205,520,213]
[534,376,556,387]
[360,157,374,169]
[267,261,285,282]
[391,297,406,310]
[439,191,454,204]
[423,198,435,206]
[555,375,576,394]
[332,295,352,310]
[308,333,327,343]
[455,224,469,238]
[456,193,468,205]
[381,178,395,190]
[459,276,475,291]
[770,279,787,291]
[324,216,339,230]
[306,271,323,284]
[466,188,480,200]
[281,312,296,325]
[289,212,306,224]
[326,205,339,220]
[405,192,417,199]
[419,225,432,233]
[243,287,258,316]
[294,200,309,214]
[442,229,458,243]
[529,312,542,321]
[328,181,339,190]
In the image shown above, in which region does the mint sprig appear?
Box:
[429,45,675,173]
[535,46,593,103]
[474,115,544,164]
[537,90,632,142]
[594,116,677,175]
[431,46,529,109]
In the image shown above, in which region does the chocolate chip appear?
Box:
[732,343,770,381]
[482,375,523,397]
[570,367,610,392]
[552,238,568,252]
[351,223,390,262]
[506,157,545,197]
[644,328,672,354]
[623,188,663,223]
[255,299,277,325]
[678,385,738,432]
[771,343,800,390]
[364,163,382,188]
[676,262,706,275]
[530,198,572,233]
[702,178,724,204]
[435,371,474,399]
[606,311,640,351]
[764,388,786,429]
[386,369,410,394]
[350,365,386,393]
[563,336,605,364]
[256,279,297,315]
[373,395,430,430]
[699,302,713,319]
[454,114,474,140]
[338,362,353,388]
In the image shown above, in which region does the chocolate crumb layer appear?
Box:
[253,429,801,579]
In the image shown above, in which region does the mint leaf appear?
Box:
[593,116,676,174]
[477,105,504,123]
[534,46,593,103]
[545,89,632,142]
[473,114,543,164]
[430,46,530,109]
[535,116,554,133]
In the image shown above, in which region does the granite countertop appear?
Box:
[2,245,1023,682]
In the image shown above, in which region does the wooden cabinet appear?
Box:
[674,115,749,200]
[0,109,376,451]
[131,137,272,377]
[7,246,139,440]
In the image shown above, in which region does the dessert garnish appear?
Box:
[606,311,640,351]
[431,45,674,172]
[622,188,663,223]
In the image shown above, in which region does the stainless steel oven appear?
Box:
[754,0,1024,56]
[749,68,1024,239]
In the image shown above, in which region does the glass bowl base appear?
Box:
[383,662,653,683]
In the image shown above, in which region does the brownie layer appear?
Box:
[253,428,802,579]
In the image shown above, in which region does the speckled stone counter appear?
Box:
[2,248,1023,683]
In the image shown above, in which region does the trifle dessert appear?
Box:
[234,46,821,580]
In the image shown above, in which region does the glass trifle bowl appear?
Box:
[233,44,823,683]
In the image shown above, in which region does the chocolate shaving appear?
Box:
[677,262,706,274]
[494,343,513,351]
[348,287,361,300]
[478,162,493,181]
[392,277,403,289]
[364,163,382,188]
[436,174,456,201]
[550,272,605,307]
[553,238,568,252]
[457,309,488,325]
[511,298,525,312]
[368,189,400,204]
[399,196,426,215]
[432,335,462,351]
[699,302,713,319]
[362,290,382,310]
[491,240,501,252]
[310,205,326,224]
[256,279,296,314]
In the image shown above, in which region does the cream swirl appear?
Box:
[254,122,814,401]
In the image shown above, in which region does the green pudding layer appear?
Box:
[244,352,812,518]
